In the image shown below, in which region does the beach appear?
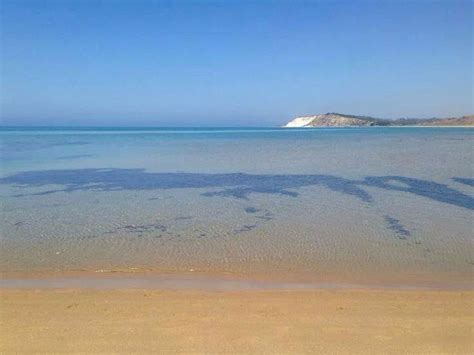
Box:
[2,0,473,352]
[1,127,472,353]
[1,286,472,353]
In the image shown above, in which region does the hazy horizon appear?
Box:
[1,112,474,128]
[1,0,472,126]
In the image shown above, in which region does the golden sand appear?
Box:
[1,288,472,354]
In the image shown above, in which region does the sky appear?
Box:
[1,0,472,126]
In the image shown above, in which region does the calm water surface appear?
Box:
[1,127,473,287]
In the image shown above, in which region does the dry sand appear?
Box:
[1,288,472,354]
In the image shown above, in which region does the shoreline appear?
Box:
[1,270,472,291]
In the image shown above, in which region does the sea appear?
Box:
[1,127,473,288]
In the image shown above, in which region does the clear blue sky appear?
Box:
[1,0,472,126]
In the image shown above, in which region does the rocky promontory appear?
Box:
[284,113,474,127]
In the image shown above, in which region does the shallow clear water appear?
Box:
[1,127,473,286]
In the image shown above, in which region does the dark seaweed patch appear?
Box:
[362,176,474,210]
[2,169,472,210]
[174,216,193,221]
[56,154,94,160]
[384,215,411,239]
[244,207,260,214]
[106,223,168,236]
[234,224,257,234]
[0,169,373,203]
[453,177,474,187]
[255,215,273,221]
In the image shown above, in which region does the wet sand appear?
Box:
[1,288,472,354]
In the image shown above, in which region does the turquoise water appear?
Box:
[1,127,473,287]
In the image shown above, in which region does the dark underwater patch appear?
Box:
[1,168,472,210]
[384,215,411,239]
[174,216,193,221]
[244,207,260,213]
[255,215,273,221]
[105,223,168,236]
[362,176,474,210]
[56,154,94,160]
[0,169,372,202]
[452,177,474,187]
[234,224,257,234]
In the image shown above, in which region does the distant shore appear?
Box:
[282,125,474,128]
[283,113,474,127]
[282,125,474,129]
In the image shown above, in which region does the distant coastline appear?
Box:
[284,113,474,127]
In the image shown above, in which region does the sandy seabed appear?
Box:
[1,288,472,354]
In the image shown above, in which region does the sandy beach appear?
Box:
[1,287,472,354]
[2,0,473,353]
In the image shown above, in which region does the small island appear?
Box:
[284,113,474,127]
